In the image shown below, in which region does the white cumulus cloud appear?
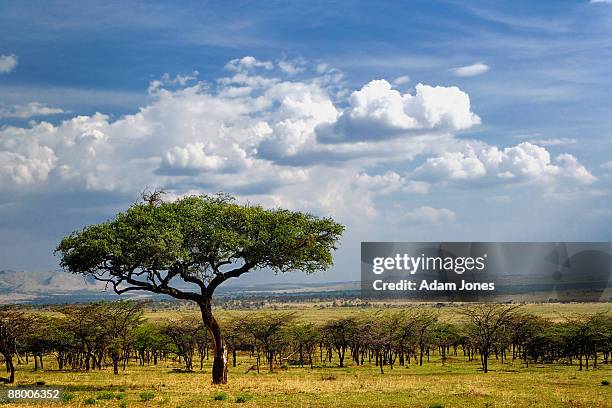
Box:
[317,79,480,143]
[0,57,597,222]
[413,142,596,185]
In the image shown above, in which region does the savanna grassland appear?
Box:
[1,303,611,408]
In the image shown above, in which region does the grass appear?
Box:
[145,302,611,324]
[213,391,228,401]
[0,304,610,408]
[139,391,155,402]
[0,353,610,407]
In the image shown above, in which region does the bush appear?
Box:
[139,392,155,402]
[321,374,337,381]
[213,392,228,401]
[84,397,96,405]
[96,391,115,400]
[116,392,126,400]
[602,379,610,386]
[429,404,444,408]
[236,394,252,403]
[61,392,75,403]
[119,401,128,408]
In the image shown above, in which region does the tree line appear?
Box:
[1,302,610,384]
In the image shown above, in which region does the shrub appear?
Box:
[116,393,126,400]
[61,392,75,403]
[236,394,252,403]
[96,391,115,400]
[119,402,128,408]
[84,397,96,405]
[429,404,444,408]
[213,392,228,401]
[602,379,610,386]
[139,392,155,402]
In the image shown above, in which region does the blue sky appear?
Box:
[0,0,611,284]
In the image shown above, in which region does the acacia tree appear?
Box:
[163,316,204,371]
[322,317,357,368]
[0,307,32,383]
[56,193,344,384]
[99,301,144,374]
[459,304,520,373]
[239,313,295,373]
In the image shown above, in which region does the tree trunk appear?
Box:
[112,356,119,375]
[199,299,228,384]
[7,356,15,383]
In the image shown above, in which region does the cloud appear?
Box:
[0,102,66,119]
[225,56,273,72]
[0,54,18,73]
[278,59,305,75]
[600,161,612,172]
[147,72,199,94]
[414,150,486,181]
[451,62,490,77]
[399,206,456,224]
[590,0,612,3]
[0,132,57,189]
[0,57,596,222]
[355,171,429,194]
[158,142,228,175]
[392,75,410,85]
[413,142,596,185]
[316,80,480,143]
[528,137,577,146]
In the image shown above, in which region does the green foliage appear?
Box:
[56,194,344,299]
[139,391,155,401]
[429,404,444,408]
[61,392,75,403]
[235,393,252,403]
[96,391,115,400]
[119,402,128,408]
[83,397,96,405]
[213,392,228,401]
[602,379,610,386]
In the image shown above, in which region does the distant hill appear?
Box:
[1,269,609,305]
[0,269,115,303]
[0,269,362,304]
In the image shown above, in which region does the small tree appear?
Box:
[163,316,204,371]
[459,304,520,373]
[239,313,295,372]
[322,318,357,368]
[99,301,144,374]
[0,307,32,383]
[56,193,343,384]
[288,323,320,368]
